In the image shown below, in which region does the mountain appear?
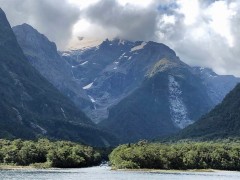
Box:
[60,38,240,143]
[12,21,237,143]
[192,67,240,105]
[0,8,117,147]
[62,40,240,124]
[176,83,240,140]
[13,24,92,111]
[62,39,199,123]
[62,39,137,122]
[99,56,213,143]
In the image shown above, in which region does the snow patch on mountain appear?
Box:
[71,61,89,68]
[61,107,67,119]
[118,39,125,45]
[62,53,70,57]
[12,107,23,124]
[30,122,47,134]
[88,95,96,103]
[119,53,126,59]
[168,75,193,129]
[83,82,93,90]
[130,42,147,52]
[80,61,88,66]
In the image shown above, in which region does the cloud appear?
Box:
[81,0,240,76]
[83,0,158,41]
[156,0,240,76]
[1,0,240,76]
[0,0,80,49]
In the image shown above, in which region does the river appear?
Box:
[1,166,240,180]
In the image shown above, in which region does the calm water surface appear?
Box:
[1,166,240,180]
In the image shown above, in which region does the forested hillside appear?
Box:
[177,83,240,140]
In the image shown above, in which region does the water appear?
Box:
[1,166,240,180]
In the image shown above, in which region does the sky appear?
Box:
[0,0,240,76]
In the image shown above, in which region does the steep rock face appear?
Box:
[192,67,240,105]
[177,83,240,140]
[13,24,92,110]
[168,75,192,129]
[100,58,213,143]
[62,40,180,122]
[0,8,117,147]
[61,38,240,143]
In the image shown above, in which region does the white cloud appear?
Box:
[0,0,80,49]
[176,0,200,25]
[67,0,100,9]
[154,0,240,76]
[117,0,153,7]
[1,0,240,77]
[205,1,235,47]
[162,14,176,24]
[66,0,240,77]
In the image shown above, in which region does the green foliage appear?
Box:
[0,139,102,168]
[110,141,240,171]
[177,83,240,140]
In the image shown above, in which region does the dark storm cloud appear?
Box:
[0,0,80,49]
[84,0,158,41]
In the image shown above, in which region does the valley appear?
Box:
[0,0,240,176]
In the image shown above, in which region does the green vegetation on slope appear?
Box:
[177,83,240,140]
[0,8,117,147]
[0,139,102,168]
[100,58,212,143]
[109,140,240,171]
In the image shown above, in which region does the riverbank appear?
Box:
[0,165,228,174]
[115,168,216,173]
[0,164,34,170]
[0,165,234,175]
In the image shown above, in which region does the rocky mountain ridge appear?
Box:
[12,23,240,143]
[192,67,240,105]
[13,24,93,110]
[62,39,186,123]
[0,8,117,147]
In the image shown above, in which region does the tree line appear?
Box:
[109,140,240,170]
[0,139,102,168]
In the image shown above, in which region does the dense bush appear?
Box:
[0,139,101,168]
[109,140,240,170]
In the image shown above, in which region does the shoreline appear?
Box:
[113,168,238,173]
[0,165,35,170]
[0,165,238,174]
